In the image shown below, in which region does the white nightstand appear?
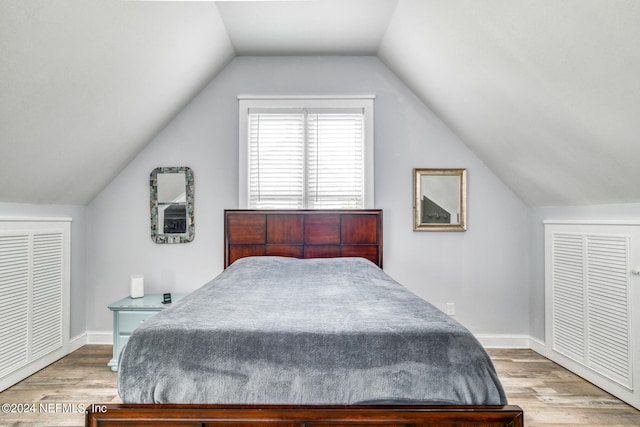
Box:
[107,293,186,371]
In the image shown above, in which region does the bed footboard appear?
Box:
[86,404,523,426]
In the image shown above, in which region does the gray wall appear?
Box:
[529,202,640,342]
[86,56,531,336]
[0,202,87,339]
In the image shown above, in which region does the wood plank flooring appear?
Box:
[486,349,640,426]
[0,345,638,426]
[0,346,120,426]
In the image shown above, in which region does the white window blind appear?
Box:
[249,113,305,209]
[240,98,374,209]
[307,112,364,209]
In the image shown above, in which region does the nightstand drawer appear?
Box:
[118,311,159,333]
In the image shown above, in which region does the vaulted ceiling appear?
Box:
[1,0,639,207]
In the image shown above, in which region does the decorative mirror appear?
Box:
[413,168,466,231]
[150,167,194,243]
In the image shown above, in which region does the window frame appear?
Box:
[238,96,375,209]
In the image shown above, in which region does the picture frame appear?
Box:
[150,166,195,244]
[413,168,467,231]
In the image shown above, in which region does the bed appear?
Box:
[86,209,523,426]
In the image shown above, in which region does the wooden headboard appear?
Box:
[224,209,383,268]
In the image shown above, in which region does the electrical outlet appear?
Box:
[446,303,455,316]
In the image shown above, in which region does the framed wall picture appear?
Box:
[150,166,194,243]
[413,168,467,231]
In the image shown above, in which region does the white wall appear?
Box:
[530,202,640,342]
[86,56,530,339]
[0,202,87,339]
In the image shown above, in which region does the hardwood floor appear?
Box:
[0,346,120,426]
[487,348,640,426]
[0,345,638,426]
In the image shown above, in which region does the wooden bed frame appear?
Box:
[86,404,523,426]
[86,209,523,427]
[224,209,383,268]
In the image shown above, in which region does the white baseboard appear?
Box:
[1,346,71,392]
[69,333,87,352]
[80,332,540,350]
[85,331,113,345]
[81,332,535,349]
[475,334,534,349]
[528,336,546,355]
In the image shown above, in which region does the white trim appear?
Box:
[0,216,72,222]
[238,97,375,209]
[238,95,376,100]
[543,219,640,225]
[83,331,536,349]
[69,333,88,352]
[85,331,114,345]
[58,331,557,351]
[474,334,532,349]
[535,337,640,410]
[58,332,558,352]
[0,347,70,392]
[528,336,547,355]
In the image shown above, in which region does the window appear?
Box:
[239,97,374,209]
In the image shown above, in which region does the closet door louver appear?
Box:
[585,235,631,389]
[0,234,30,379]
[0,220,70,392]
[550,233,586,364]
[545,222,639,410]
[31,232,64,359]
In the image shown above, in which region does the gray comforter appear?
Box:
[118,256,507,405]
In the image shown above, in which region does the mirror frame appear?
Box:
[413,168,467,231]
[150,166,194,243]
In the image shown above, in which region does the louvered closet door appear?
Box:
[550,233,586,364]
[0,221,70,392]
[545,222,640,410]
[31,232,64,359]
[0,234,30,378]
[586,234,632,388]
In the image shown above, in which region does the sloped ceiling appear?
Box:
[379,0,640,207]
[0,0,234,205]
[1,0,639,207]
